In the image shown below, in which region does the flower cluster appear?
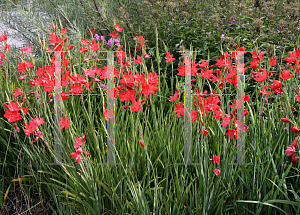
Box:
[69,135,89,165]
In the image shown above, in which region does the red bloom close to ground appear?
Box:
[57,116,71,129]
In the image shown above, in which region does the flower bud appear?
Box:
[202,130,209,135]
[281,104,287,113]
[140,141,145,147]
[291,106,296,112]
[291,126,300,133]
[281,118,291,123]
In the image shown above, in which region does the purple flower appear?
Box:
[100,83,106,90]
[101,36,104,40]
[107,38,119,47]
[94,34,100,40]
[220,34,225,39]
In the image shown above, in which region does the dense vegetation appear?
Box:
[1,0,300,214]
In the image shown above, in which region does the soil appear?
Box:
[1,181,58,215]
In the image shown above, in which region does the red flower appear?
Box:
[69,147,83,165]
[292,157,300,164]
[252,51,266,61]
[280,69,293,80]
[281,118,291,123]
[114,24,123,32]
[285,146,296,158]
[17,60,35,73]
[198,59,209,68]
[133,55,145,64]
[165,52,176,63]
[143,52,151,59]
[209,155,220,163]
[174,102,185,118]
[0,33,7,42]
[4,109,22,123]
[13,88,23,97]
[24,123,36,135]
[4,44,11,53]
[202,130,209,135]
[290,137,299,147]
[74,137,83,149]
[269,79,283,94]
[243,94,249,102]
[291,126,300,133]
[254,69,269,82]
[88,28,95,36]
[212,108,222,121]
[80,47,88,53]
[269,58,276,66]
[104,109,114,121]
[214,168,221,176]
[129,100,142,112]
[57,116,71,129]
[226,128,237,140]
[243,109,249,117]
[70,83,83,95]
[169,90,180,102]
[109,31,118,38]
[89,40,99,51]
[32,116,45,127]
[221,114,232,127]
